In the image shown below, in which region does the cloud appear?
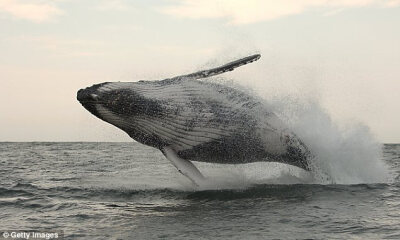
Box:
[384,0,400,7]
[95,0,131,12]
[0,0,62,22]
[160,0,400,25]
[14,35,105,57]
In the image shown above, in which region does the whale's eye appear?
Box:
[90,94,99,100]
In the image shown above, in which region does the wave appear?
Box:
[1,181,397,204]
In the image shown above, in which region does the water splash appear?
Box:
[267,97,391,184]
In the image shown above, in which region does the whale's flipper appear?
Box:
[162,147,206,186]
[175,54,261,80]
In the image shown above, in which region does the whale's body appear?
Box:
[78,54,311,185]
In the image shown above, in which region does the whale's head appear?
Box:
[77,82,164,135]
[77,82,107,118]
[77,82,126,123]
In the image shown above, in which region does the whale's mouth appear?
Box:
[77,89,100,103]
[77,87,104,118]
[77,82,111,104]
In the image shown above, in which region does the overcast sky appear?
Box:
[0,0,399,142]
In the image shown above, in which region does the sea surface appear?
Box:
[0,142,399,239]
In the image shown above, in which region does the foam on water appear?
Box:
[194,162,313,190]
[78,161,314,192]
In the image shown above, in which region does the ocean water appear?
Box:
[0,142,399,239]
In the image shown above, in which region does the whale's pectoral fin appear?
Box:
[174,54,261,80]
[162,146,206,186]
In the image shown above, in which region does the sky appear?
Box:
[0,0,399,142]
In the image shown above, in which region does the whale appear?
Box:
[77,54,311,185]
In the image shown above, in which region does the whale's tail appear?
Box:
[174,54,261,80]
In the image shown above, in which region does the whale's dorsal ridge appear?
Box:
[173,54,261,80]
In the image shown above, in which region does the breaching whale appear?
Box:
[77,54,311,185]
